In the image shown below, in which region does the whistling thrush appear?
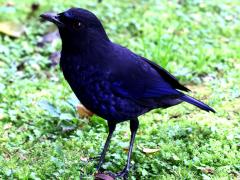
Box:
[40,8,215,179]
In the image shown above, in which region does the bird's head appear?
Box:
[40,8,109,52]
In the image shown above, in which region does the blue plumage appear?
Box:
[40,8,215,178]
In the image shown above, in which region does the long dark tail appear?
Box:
[180,95,215,113]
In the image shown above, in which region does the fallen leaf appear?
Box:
[3,123,12,130]
[95,173,114,180]
[142,147,160,154]
[5,1,15,7]
[19,153,27,160]
[77,104,94,118]
[172,154,180,161]
[80,157,88,162]
[123,146,129,152]
[0,21,25,38]
[198,166,215,174]
[0,138,8,142]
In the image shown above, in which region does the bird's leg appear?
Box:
[114,118,139,179]
[96,121,116,171]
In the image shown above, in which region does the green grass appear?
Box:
[0,0,239,179]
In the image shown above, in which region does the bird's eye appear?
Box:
[73,21,84,30]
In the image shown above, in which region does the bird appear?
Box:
[40,8,215,179]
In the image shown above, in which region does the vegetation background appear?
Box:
[0,0,239,179]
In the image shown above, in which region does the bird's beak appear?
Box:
[40,12,64,27]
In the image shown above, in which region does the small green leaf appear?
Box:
[59,113,74,121]
[38,100,60,117]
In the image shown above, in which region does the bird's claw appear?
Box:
[105,168,129,179]
[116,169,129,179]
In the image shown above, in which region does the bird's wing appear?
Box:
[141,57,190,92]
[107,44,215,112]
[109,45,184,104]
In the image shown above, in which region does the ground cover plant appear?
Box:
[0,0,239,179]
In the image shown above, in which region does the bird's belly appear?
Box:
[62,65,147,122]
[77,81,146,122]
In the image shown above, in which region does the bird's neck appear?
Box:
[60,37,111,68]
[61,36,110,55]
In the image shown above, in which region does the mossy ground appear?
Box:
[0,0,239,179]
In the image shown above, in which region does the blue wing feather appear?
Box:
[110,44,183,105]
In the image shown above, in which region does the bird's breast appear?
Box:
[60,56,148,121]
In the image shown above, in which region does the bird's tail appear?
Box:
[180,95,215,113]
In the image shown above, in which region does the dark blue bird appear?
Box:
[40,8,215,179]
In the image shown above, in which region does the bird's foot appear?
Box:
[106,167,129,179]
[116,168,129,179]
